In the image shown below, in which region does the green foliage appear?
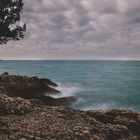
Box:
[0,0,26,44]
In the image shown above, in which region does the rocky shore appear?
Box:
[0,72,76,106]
[0,73,140,140]
[0,72,60,98]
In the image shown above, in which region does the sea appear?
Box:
[0,60,140,111]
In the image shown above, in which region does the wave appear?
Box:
[82,103,117,111]
[50,83,83,98]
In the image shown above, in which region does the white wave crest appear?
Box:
[51,83,83,98]
[82,103,116,111]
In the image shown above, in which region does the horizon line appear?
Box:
[1,59,140,61]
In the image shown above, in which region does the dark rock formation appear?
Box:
[0,94,140,140]
[0,73,77,107]
[34,96,77,106]
[0,73,140,139]
[0,94,77,115]
[0,72,60,98]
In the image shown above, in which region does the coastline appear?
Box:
[0,73,140,139]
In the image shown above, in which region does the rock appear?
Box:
[0,73,140,139]
[0,73,77,107]
[0,94,34,115]
[0,73,60,98]
[0,94,140,139]
[35,96,77,106]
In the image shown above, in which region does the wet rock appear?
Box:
[0,73,60,98]
[0,103,140,140]
[0,73,77,107]
[0,94,140,139]
[0,73,140,139]
[36,96,77,106]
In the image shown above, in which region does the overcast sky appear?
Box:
[0,0,140,60]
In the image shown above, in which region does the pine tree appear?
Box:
[0,0,26,44]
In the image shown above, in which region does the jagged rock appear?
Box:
[35,96,77,106]
[0,94,140,139]
[0,73,60,98]
[0,73,77,107]
[0,73,140,139]
[0,93,77,115]
[0,94,34,115]
[0,101,140,140]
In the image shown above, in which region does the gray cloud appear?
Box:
[0,0,140,60]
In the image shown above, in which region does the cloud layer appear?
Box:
[1,0,140,60]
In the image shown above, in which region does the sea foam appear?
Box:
[50,83,82,98]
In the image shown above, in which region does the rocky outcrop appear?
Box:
[0,72,60,98]
[0,94,140,140]
[0,73,140,139]
[34,96,77,106]
[0,94,34,115]
[0,73,77,107]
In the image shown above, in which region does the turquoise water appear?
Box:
[0,60,140,111]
